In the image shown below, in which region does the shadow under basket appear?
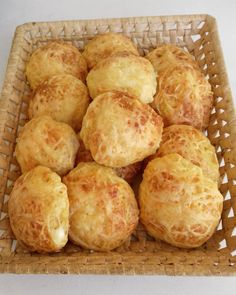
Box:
[0,14,236,275]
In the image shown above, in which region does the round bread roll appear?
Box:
[139,153,223,248]
[150,125,219,182]
[83,33,139,69]
[146,44,199,74]
[63,162,139,251]
[28,74,90,131]
[76,136,142,183]
[86,53,156,103]
[153,65,213,130]
[8,166,69,253]
[15,116,79,175]
[80,91,163,168]
[26,41,87,89]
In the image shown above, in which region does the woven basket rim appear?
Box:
[0,14,236,275]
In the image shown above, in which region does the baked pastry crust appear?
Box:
[146,44,199,74]
[83,33,139,69]
[63,162,139,251]
[80,91,163,168]
[16,115,79,175]
[86,53,157,103]
[153,64,213,129]
[139,153,223,248]
[28,74,90,131]
[151,125,220,182]
[8,166,69,253]
[26,41,87,89]
[76,135,142,183]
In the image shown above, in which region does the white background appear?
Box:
[0,0,236,294]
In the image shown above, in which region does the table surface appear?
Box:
[0,0,236,294]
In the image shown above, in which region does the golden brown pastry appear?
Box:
[83,33,139,69]
[86,53,156,103]
[26,41,87,89]
[63,162,139,251]
[80,91,163,168]
[15,116,79,175]
[139,153,223,248]
[153,64,213,129]
[28,74,90,131]
[150,125,219,182]
[146,44,199,75]
[8,166,69,253]
[76,135,142,183]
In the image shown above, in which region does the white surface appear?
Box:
[0,0,236,294]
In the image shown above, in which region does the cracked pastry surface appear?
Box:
[150,124,220,182]
[8,166,69,253]
[26,41,87,89]
[86,53,157,104]
[63,162,139,251]
[80,91,163,168]
[15,115,79,176]
[28,74,90,131]
[139,153,223,248]
[82,33,139,69]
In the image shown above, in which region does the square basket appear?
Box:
[0,14,236,275]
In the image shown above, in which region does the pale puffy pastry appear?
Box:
[15,116,79,176]
[63,162,139,251]
[146,44,199,75]
[86,53,156,104]
[26,41,87,89]
[150,125,220,182]
[76,136,142,183]
[8,166,69,253]
[82,33,139,69]
[80,91,163,168]
[28,74,90,131]
[139,153,223,248]
[153,64,213,130]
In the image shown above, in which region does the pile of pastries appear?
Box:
[8,33,223,253]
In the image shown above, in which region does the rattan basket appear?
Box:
[0,14,236,275]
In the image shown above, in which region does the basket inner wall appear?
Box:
[0,16,236,266]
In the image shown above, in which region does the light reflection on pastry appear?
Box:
[86,53,156,104]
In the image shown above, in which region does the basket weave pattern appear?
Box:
[0,14,236,275]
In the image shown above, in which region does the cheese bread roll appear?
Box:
[83,33,139,69]
[139,154,223,248]
[26,41,87,89]
[80,91,163,168]
[153,65,213,129]
[86,53,156,104]
[9,166,69,253]
[151,125,219,182]
[16,116,79,175]
[29,74,90,131]
[63,162,139,251]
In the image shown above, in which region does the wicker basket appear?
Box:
[0,14,236,275]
